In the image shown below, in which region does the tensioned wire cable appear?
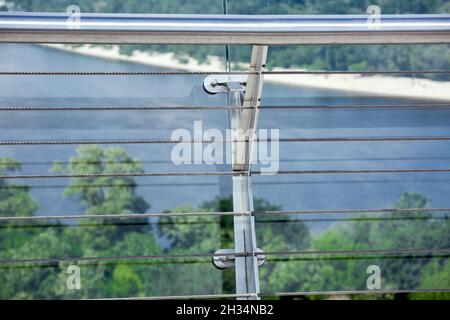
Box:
[92,288,450,300]
[1,216,448,225]
[0,70,448,75]
[0,171,234,179]
[259,104,450,110]
[0,105,253,111]
[2,168,450,179]
[264,70,450,75]
[0,253,430,270]
[0,182,219,189]
[93,292,258,300]
[258,288,450,298]
[0,71,252,75]
[0,248,448,267]
[270,169,450,175]
[1,104,450,111]
[0,216,447,230]
[3,175,450,189]
[10,155,450,166]
[0,207,449,222]
[2,136,450,145]
[0,252,446,270]
[261,248,450,258]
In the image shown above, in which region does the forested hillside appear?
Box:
[1,147,449,299]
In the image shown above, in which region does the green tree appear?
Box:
[52,145,150,250]
[159,195,311,294]
[409,259,450,300]
[50,146,162,298]
[265,192,450,299]
[0,146,163,299]
[0,158,39,252]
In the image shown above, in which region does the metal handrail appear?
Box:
[0,13,450,44]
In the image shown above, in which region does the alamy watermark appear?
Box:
[366,265,382,290]
[66,5,81,30]
[66,264,81,290]
[171,121,279,174]
[367,5,381,30]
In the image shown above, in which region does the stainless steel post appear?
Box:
[230,46,268,300]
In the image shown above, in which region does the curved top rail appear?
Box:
[0,12,450,44]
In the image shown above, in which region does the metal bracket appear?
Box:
[203,46,268,301]
[212,248,266,270]
[203,74,248,94]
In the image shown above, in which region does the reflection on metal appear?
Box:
[212,248,266,269]
[232,46,267,301]
[204,45,268,300]
[1,13,450,44]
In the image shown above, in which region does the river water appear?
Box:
[1,44,450,234]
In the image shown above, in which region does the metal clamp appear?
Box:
[212,248,266,270]
[203,74,248,94]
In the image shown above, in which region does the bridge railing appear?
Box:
[1,12,450,300]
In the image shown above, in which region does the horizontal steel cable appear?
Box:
[3,168,450,179]
[0,216,447,229]
[91,288,450,300]
[2,136,450,145]
[260,104,450,110]
[0,139,223,145]
[0,252,248,266]
[0,182,218,189]
[0,105,252,111]
[5,177,450,189]
[94,293,259,300]
[264,70,450,75]
[0,70,448,76]
[0,171,235,179]
[0,71,251,76]
[0,171,239,179]
[251,216,449,224]
[0,248,448,267]
[259,248,450,258]
[259,288,450,298]
[263,207,450,215]
[258,169,450,175]
[278,136,450,142]
[1,104,449,111]
[0,207,448,222]
[0,211,250,222]
[7,155,450,167]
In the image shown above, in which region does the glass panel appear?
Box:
[1,0,449,300]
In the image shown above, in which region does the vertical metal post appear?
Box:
[230,45,268,300]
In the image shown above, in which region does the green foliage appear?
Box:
[409,260,450,300]
[159,195,311,294]
[0,148,160,299]
[0,158,39,252]
[52,145,148,214]
[263,192,450,298]
[1,148,449,299]
[52,146,150,250]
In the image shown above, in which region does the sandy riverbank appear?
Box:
[43,44,450,102]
